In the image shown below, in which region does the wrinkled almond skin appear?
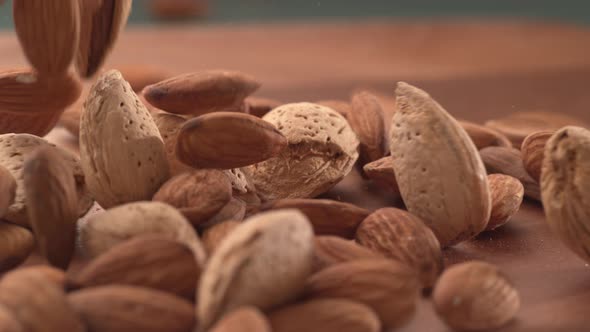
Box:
[541,126,590,263]
[391,82,491,247]
[246,97,281,118]
[201,220,241,255]
[269,299,380,332]
[69,285,196,332]
[143,70,260,115]
[362,156,400,195]
[486,174,524,230]
[312,236,381,273]
[521,131,553,182]
[80,70,170,208]
[355,208,443,289]
[479,146,541,201]
[260,198,369,238]
[460,120,512,150]
[71,235,200,300]
[198,209,314,330]
[304,259,420,329]
[210,307,271,332]
[349,91,386,165]
[0,221,34,272]
[152,112,192,176]
[153,170,233,226]
[0,108,64,137]
[0,165,16,218]
[433,261,520,331]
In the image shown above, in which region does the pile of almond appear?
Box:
[0,1,588,332]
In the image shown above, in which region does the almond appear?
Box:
[0,165,16,218]
[312,235,381,272]
[152,112,192,176]
[0,108,64,137]
[459,120,512,149]
[198,209,314,330]
[316,99,351,118]
[78,201,205,264]
[224,167,260,209]
[249,103,359,200]
[204,197,247,227]
[143,70,260,115]
[210,307,271,332]
[355,208,442,288]
[260,198,370,238]
[13,0,80,75]
[479,146,541,201]
[0,305,22,332]
[391,82,491,247]
[304,259,419,329]
[268,299,380,332]
[0,221,34,272]
[362,156,400,195]
[80,70,170,208]
[0,267,85,332]
[23,146,78,269]
[71,235,200,300]
[117,65,171,92]
[59,84,89,137]
[485,111,587,147]
[68,285,196,332]
[201,220,241,255]
[153,170,232,226]
[150,0,208,20]
[349,91,386,165]
[0,133,92,227]
[246,96,281,118]
[433,261,520,331]
[487,174,524,230]
[76,0,132,77]
[541,126,590,263]
[22,265,67,289]
[521,131,553,182]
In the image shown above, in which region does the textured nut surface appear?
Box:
[0,221,34,272]
[312,235,381,272]
[391,83,491,247]
[487,174,524,230]
[224,167,260,208]
[349,91,386,165]
[80,70,170,208]
[198,209,314,330]
[0,108,64,137]
[433,261,520,331]
[0,133,92,226]
[176,112,288,169]
[249,103,359,200]
[521,131,553,182]
[210,307,271,332]
[460,120,512,149]
[362,156,400,195]
[69,285,196,332]
[541,126,590,263]
[304,259,420,329]
[269,299,380,332]
[201,220,241,255]
[152,112,191,176]
[355,208,443,289]
[0,165,16,218]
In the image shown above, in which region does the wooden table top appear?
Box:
[4,19,590,331]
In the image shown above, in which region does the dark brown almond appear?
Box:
[260,198,370,238]
[480,146,540,201]
[349,91,386,165]
[153,170,233,227]
[316,99,351,118]
[355,208,443,289]
[117,65,171,92]
[13,0,80,75]
[143,70,260,115]
[152,112,192,176]
[521,131,553,182]
[201,220,241,255]
[313,236,381,273]
[69,285,196,332]
[362,156,400,195]
[176,112,287,169]
[0,221,34,272]
[24,146,78,269]
[246,96,281,118]
[460,120,512,149]
[70,235,200,300]
[210,307,271,332]
[487,174,524,230]
[0,164,16,218]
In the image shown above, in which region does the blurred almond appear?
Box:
[0,304,23,332]
[316,99,351,118]
[312,236,381,272]
[210,307,271,332]
[362,156,400,195]
[246,96,281,118]
[201,220,241,255]
[521,131,553,182]
[203,197,247,227]
[487,174,524,230]
[152,112,192,176]
[260,198,370,238]
[460,120,512,149]
[143,70,260,115]
[23,265,67,289]
[0,108,64,136]
[0,221,34,272]
[0,165,16,218]
[349,91,386,165]
[117,65,171,92]
[150,0,208,20]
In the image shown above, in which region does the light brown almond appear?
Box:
[80,70,170,208]
[316,99,351,118]
[521,131,553,182]
[349,91,386,165]
[210,307,271,332]
[433,261,520,331]
[143,70,260,115]
[246,96,281,118]
[312,235,381,273]
[22,265,67,289]
[487,174,524,230]
[268,299,380,332]
[362,156,400,195]
[0,304,23,332]
[201,220,241,255]
[152,112,191,175]
[459,120,512,149]
[0,221,34,272]
[391,82,491,247]
[356,208,442,288]
[13,0,80,75]
[69,285,196,332]
[0,164,16,218]
[176,112,287,169]
[260,198,369,238]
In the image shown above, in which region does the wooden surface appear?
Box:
[8,20,590,331]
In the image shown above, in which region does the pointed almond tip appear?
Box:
[395,81,428,99]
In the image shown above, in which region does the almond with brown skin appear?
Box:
[362,156,400,195]
[260,198,370,238]
[0,108,64,136]
[203,197,247,227]
[459,120,512,149]
[391,82,491,247]
[69,285,196,332]
[71,235,200,300]
[117,65,171,92]
[316,100,351,118]
[487,174,524,230]
[0,165,16,218]
[152,112,192,176]
[349,91,386,165]
[13,0,80,75]
[153,170,233,226]
[210,307,271,332]
[479,146,540,201]
[0,221,34,272]
[176,112,288,169]
[143,70,260,115]
[246,96,281,118]
[269,299,380,332]
[312,236,381,272]
[201,220,241,255]
[355,208,443,289]
[521,131,553,182]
